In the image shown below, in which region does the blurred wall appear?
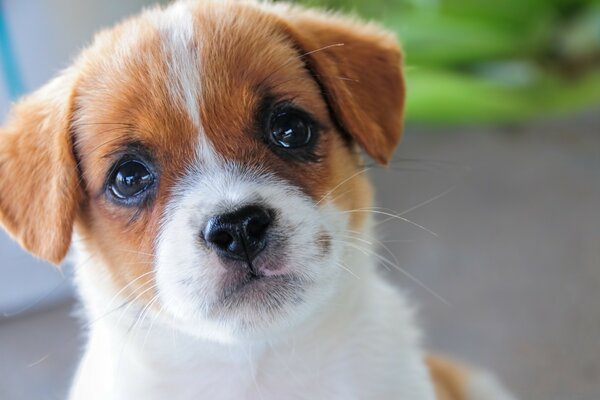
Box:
[0,0,164,315]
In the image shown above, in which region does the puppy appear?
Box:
[0,1,515,399]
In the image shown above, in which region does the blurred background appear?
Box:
[0,0,599,399]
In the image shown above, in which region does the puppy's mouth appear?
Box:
[212,269,307,315]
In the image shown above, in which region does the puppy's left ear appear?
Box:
[278,7,405,164]
[0,70,81,264]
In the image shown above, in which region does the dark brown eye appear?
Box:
[110,160,154,200]
[269,110,313,149]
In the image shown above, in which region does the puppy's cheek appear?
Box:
[312,203,350,281]
[285,205,346,280]
[325,143,375,231]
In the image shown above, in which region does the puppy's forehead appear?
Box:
[77,1,323,156]
[150,1,202,129]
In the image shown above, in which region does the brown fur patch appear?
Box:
[426,355,470,400]
[316,232,332,255]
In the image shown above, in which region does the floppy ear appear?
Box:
[279,7,405,164]
[0,70,80,264]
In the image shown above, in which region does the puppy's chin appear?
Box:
[210,272,311,337]
[163,268,336,343]
[213,270,306,316]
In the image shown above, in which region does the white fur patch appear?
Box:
[151,1,202,128]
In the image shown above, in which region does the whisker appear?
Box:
[77,122,134,127]
[316,167,371,206]
[114,283,161,328]
[26,353,50,368]
[270,76,354,91]
[132,294,162,344]
[1,278,71,318]
[256,42,345,89]
[340,233,372,247]
[98,270,157,313]
[299,42,345,58]
[341,208,439,237]
[325,188,355,207]
[343,241,450,306]
[380,239,416,243]
[82,279,159,331]
[114,249,156,257]
[142,301,165,350]
[342,231,399,267]
[399,186,457,217]
[334,262,360,279]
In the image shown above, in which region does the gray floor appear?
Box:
[1,111,599,399]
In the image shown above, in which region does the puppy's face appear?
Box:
[0,1,404,340]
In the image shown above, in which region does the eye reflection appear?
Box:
[269,110,313,149]
[109,159,155,201]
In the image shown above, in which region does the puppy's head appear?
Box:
[0,1,404,340]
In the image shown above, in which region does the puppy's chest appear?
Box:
[106,356,346,400]
[84,336,412,400]
[111,347,366,400]
[122,361,341,400]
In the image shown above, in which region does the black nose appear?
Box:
[203,205,272,262]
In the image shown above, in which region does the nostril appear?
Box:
[246,213,271,240]
[208,229,234,250]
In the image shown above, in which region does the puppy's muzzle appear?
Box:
[203,205,272,264]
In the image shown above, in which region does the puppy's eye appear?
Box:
[269,110,313,149]
[110,160,154,200]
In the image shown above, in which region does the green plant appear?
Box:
[296,0,600,124]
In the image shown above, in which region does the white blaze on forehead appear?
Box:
[151,1,202,129]
[149,1,219,165]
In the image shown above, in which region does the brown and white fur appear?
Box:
[0,1,515,399]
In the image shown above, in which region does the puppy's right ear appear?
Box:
[0,70,81,265]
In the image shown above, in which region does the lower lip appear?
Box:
[220,274,292,300]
